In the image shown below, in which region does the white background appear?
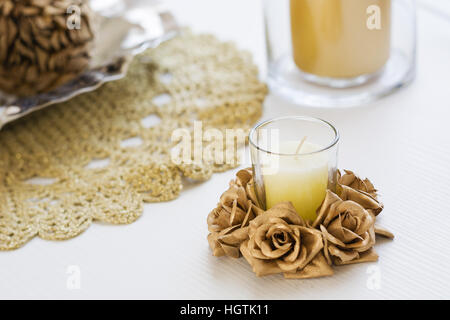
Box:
[1,0,450,299]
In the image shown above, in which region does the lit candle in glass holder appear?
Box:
[249,116,339,222]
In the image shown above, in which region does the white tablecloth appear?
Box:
[1,0,450,299]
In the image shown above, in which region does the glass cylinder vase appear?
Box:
[264,0,417,108]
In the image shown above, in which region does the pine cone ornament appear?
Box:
[0,0,95,96]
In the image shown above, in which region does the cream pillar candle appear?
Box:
[263,141,329,222]
[290,0,392,79]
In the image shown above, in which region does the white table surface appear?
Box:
[1,0,450,300]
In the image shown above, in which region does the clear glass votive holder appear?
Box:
[249,116,339,222]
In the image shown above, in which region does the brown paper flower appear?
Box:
[374,225,395,239]
[240,202,334,278]
[207,168,264,258]
[313,190,379,265]
[339,170,378,198]
[338,170,394,239]
[338,170,383,216]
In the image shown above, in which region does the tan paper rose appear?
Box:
[313,190,379,265]
[337,170,393,239]
[207,168,264,258]
[339,170,378,197]
[338,170,383,216]
[240,202,333,279]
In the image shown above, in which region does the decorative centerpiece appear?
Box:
[207,168,393,278]
[0,0,95,96]
[207,117,393,279]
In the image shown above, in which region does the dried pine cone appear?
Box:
[0,0,95,96]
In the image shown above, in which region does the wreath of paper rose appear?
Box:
[207,168,394,279]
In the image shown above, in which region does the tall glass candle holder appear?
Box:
[264,0,416,108]
[249,116,339,222]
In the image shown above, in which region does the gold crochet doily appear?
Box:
[0,32,267,250]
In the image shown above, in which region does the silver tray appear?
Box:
[0,0,179,129]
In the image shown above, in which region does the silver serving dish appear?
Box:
[0,0,179,129]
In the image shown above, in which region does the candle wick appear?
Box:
[295,136,308,155]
